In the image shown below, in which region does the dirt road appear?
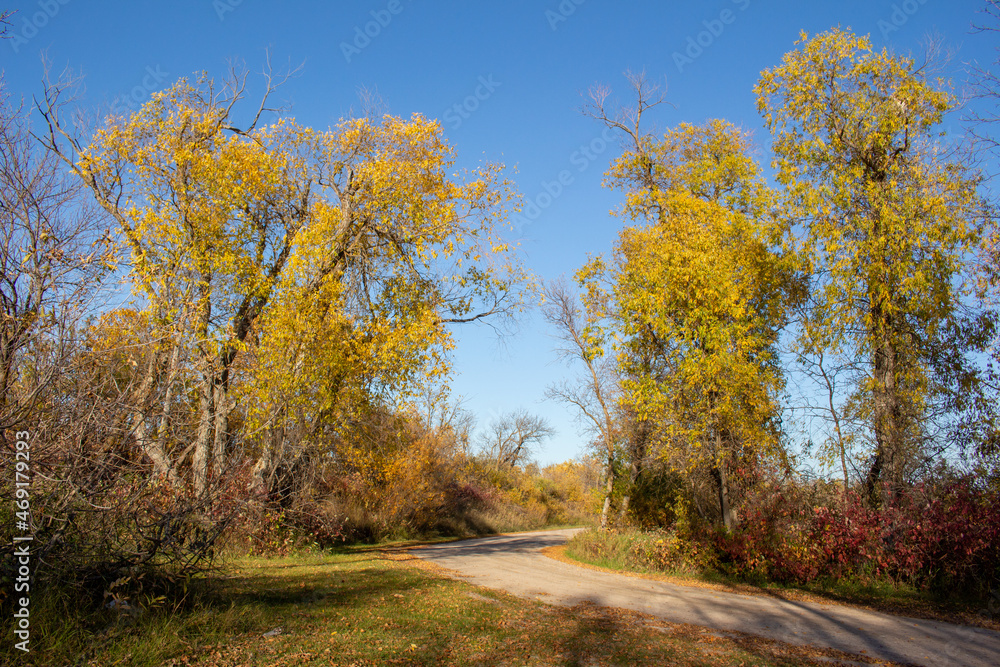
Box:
[409,528,1000,667]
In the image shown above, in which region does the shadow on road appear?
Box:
[409,531,577,559]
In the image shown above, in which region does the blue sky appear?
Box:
[3,0,996,466]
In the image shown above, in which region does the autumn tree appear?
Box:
[583,75,800,530]
[37,69,525,499]
[756,29,990,505]
[413,380,476,455]
[0,77,218,610]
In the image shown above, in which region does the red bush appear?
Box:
[701,475,1000,593]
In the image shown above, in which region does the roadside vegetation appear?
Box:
[24,546,882,667]
[0,55,597,663]
[563,473,1000,627]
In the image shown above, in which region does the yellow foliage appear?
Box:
[585,119,799,475]
[72,75,527,491]
[756,29,988,491]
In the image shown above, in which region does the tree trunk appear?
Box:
[619,460,640,523]
[619,414,648,523]
[600,454,615,529]
[712,462,735,531]
[156,337,182,444]
[211,368,229,479]
[192,373,214,498]
[868,297,904,507]
[130,345,178,484]
[250,433,274,500]
[713,431,736,531]
[815,348,850,494]
[192,274,214,497]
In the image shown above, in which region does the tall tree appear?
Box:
[756,29,990,504]
[37,70,524,497]
[584,76,799,529]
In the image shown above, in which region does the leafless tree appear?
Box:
[968,2,1000,154]
[1,76,226,606]
[541,278,622,528]
[414,380,477,455]
[583,69,669,151]
[0,77,110,431]
[478,408,554,468]
[782,288,869,494]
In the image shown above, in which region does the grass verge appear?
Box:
[5,541,900,666]
[561,528,1000,631]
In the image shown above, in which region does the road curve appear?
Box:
[409,528,1000,667]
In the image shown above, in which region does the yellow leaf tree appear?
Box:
[756,29,989,504]
[583,83,799,529]
[38,72,524,498]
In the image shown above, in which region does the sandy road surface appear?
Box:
[409,528,1000,667]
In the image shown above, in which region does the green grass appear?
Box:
[4,542,850,666]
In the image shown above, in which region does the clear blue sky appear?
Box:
[3,0,995,465]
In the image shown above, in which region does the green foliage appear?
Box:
[597,119,797,460]
[566,528,703,575]
[619,464,687,529]
[568,471,1000,609]
[11,29,1000,662]
[8,70,532,649]
[252,414,600,544]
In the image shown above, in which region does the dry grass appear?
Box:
[4,543,913,666]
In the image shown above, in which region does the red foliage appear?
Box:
[702,475,1000,593]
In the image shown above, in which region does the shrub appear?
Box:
[705,474,1000,594]
[575,471,1000,598]
[566,527,711,575]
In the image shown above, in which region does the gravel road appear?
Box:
[409,528,1000,667]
